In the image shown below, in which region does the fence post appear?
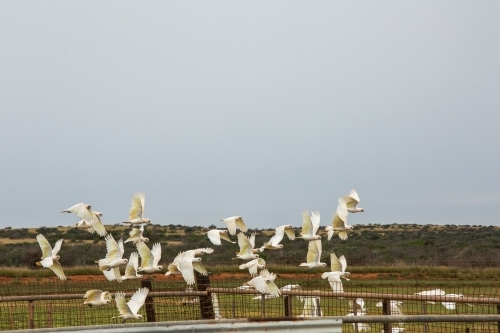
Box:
[422,302,428,333]
[261,294,266,317]
[382,299,392,333]
[284,296,292,317]
[497,304,500,333]
[353,302,359,333]
[28,300,34,329]
[47,302,53,328]
[196,272,215,319]
[141,279,156,322]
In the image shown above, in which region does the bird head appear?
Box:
[94,212,103,217]
[123,259,129,264]
[360,208,365,212]
[144,238,149,242]
[157,265,163,270]
[347,225,354,230]
[54,255,61,261]
[85,204,91,209]
[320,263,327,268]
[137,274,143,278]
[252,254,260,259]
[105,299,111,304]
[137,315,143,319]
[276,245,284,249]
[144,219,151,223]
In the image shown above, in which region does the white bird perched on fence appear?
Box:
[121,252,143,281]
[298,292,323,317]
[35,234,67,280]
[239,258,266,276]
[220,216,248,235]
[343,189,364,213]
[136,241,162,273]
[96,234,128,271]
[325,198,352,241]
[234,233,260,261]
[113,287,149,322]
[123,192,150,226]
[441,293,471,310]
[260,224,295,251]
[83,290,111,307]
[376,300,404,315]
[124,224,149,244]
[299,240,327,270]
[321,252,350,292]
[206,229,235,246]
[346,298,370,331]
[280,284,303,301]
[298,211,321,241]
[244,269,281,298]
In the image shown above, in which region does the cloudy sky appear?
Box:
[1,1,499,230]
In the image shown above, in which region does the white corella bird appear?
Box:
[35,234,67,280]
[61,203,99,224]
[83,290,111,307]
[136,241,162,273]
[244,269,281,298]
[343,189,364,213]
[164,248,211,284]
[113,287,149,322]
[97,234,128,271]
[234,232,260,261]
[298,211,321,241]
[239,258,266,276]
[63,204,107,236]
[123,192,150,226]
[376,300,404,316]
[346,298,370,331]
[220,216,248,235]
[299,240,327,270]
[321,252,350,292]
[260,224,295,251]
[121,252,143,281]
[206,229,236,246]
[298,293,323,317]
[325,198,352,241]
[415,288,446,304]
[124,224,149,244]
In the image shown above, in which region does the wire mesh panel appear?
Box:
[1,274,500,332]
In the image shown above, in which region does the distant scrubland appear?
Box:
[0,223,499,269]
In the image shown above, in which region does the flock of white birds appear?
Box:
[33,190,466,327]
[33,190,366,322]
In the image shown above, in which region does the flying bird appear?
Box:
[299,240,327,270]
[164,249,211,284]
[260,224,295,251]
[415,288,446,304]
[244,269,280,298]
[234,232,260,261]
[343,189,364,213]
[136,242,162,273]
[121,252,143,281]
[220,216,248,235]
[96,234,128,271]
[325,198,352,240]
[239,258,266,276]
[298,211,321,241]
[83,290,111,307]
[113,287,149,322]
[124,224,149,244]
[123,192,150,226]
[206,229,236,246]
[321,252,350,292]
[61,203,99,224]
[35,234,67,280]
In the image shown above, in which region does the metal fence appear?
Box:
[1,273,500,332]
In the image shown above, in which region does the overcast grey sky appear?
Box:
[1,1,499,230]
